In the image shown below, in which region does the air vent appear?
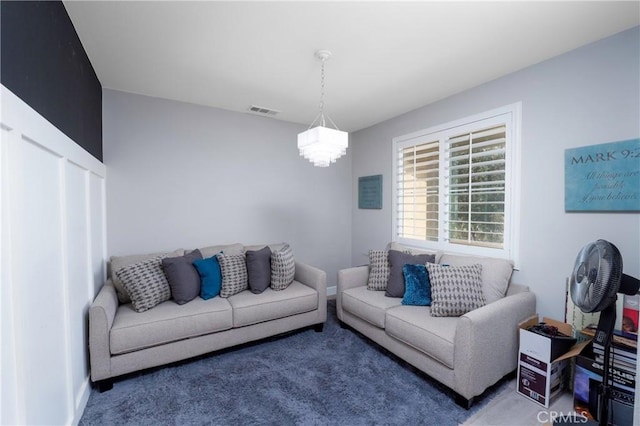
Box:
[248,105,281,116]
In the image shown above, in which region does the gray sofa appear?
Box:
[336,243,536,408]
[89,243,327,390]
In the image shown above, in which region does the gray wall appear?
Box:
[103,27,639,317]
[351,27,640,320]
[103,90,352,287]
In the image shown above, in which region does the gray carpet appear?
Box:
[80,300,508,425]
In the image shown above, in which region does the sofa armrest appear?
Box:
[89,280,119,382]
[336,266,369,321]
[295,261,327,323]
[453,290,536,399]
[295,261,326,293]
[337,265,369,292]
[506,282,530,296]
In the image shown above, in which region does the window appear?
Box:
[392,103,521,262]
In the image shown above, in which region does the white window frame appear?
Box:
[391,103,522,265]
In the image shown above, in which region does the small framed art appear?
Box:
[358,175,382,209]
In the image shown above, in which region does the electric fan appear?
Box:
[569,240,640,426]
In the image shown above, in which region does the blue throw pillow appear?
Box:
[193,256,222,300]
[401,264,431,306]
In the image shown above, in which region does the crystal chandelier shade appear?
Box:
[297,50,348,167]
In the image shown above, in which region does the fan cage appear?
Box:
[570,239,622,313]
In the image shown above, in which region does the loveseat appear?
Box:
[336,243,536,408]
[89,242,326,390]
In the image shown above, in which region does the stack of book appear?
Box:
[581,324,637,373]
[576,325,637,424]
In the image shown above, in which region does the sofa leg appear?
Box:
[455,394,474,410]
[313,323,324,333]
[339,321,348,329]
[97,380,113,393]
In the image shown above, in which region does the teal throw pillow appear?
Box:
[401,264,431,306]
[193,256,222,300]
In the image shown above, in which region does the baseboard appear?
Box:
[72,377,91,426]
[327,286,336,298]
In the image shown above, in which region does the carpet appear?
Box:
[80,300,508,425]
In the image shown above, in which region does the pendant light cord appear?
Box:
[319,57,326,127]
[306,50,341,131]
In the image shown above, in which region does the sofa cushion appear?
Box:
[199,243,244,259]
[438,253,514,304]
[110,249,184,303]
[162,249,203,305]
[116,256,172,313]
[342,286,402,328]
[389,242,441,263]
[246,246,272,294]
[216,253,248,298]
[270,244,295,290]
[227,281,317,327]
[193,256,223,300]
[244,243,286,253]
[385,305,458,369]
[401,264,431,306]
[386,250,436,298]
[110,296,233,355]
[427,263,486,317]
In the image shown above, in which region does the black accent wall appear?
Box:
[1,1,103,162]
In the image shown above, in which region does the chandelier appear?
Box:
[297,50,348,167]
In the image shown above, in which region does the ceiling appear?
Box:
[63,1,640,132]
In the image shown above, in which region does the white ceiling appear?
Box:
[63,1,639,132]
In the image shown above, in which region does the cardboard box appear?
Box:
[517,315,587,408]
[573,343,635,426]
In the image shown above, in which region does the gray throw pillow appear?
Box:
[385,250,435,298]
[270,244,295,291]
[246,246,272,294]
[427,263,486,317]
[115,256,172,313]
[216,253,248,298]
[161,249,203,304]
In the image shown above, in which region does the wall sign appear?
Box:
[358,175,382,209]
[565,139,640,212]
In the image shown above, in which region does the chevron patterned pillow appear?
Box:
[426,263,486,317]
[367,249,414,291]
[116,255,171,313]
[270,244,295,290]
[367,250,390,291]
[216,253,248,298]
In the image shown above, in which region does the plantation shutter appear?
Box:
[396,140,439,241]
[444,124,506,248]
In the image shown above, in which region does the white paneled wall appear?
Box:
[1,86,106,425]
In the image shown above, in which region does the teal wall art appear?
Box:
[358,175,382,209]
[565,138,640,211]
